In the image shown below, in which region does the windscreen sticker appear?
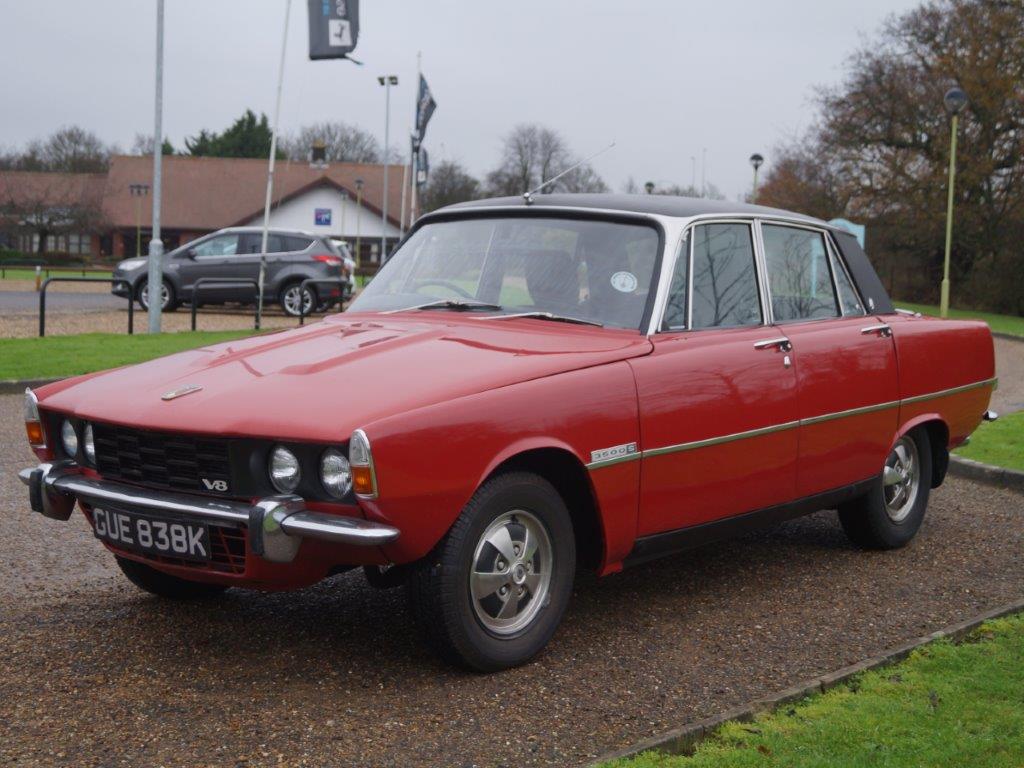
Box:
[610,271,638,293]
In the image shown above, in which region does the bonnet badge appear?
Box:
[161,384,203,401]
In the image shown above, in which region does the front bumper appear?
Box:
[19,461,399,563]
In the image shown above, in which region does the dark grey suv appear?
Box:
[112,227,348,316]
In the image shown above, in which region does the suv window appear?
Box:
[762,225,839,322]
[193,234,240,258]
[690,223,762,329]
[282,236,313,252]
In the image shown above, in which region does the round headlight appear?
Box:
[269,445,301,493]
[82,423,96,465]
[319,448,352,499]
[60,420,78,458]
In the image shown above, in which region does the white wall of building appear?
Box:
[245,186,401,240]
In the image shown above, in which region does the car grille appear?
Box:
[92,423,232,494]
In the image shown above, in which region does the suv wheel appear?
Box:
[280,282,316,317]
[838,427,933,549]
[406,471,576,671]
[136,278,178,312]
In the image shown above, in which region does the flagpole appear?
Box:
[411,51,422,222]
[399,137,409,237]
[257,0,292,331]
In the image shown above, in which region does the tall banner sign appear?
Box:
[415,75,437,146]
[307,0,360,60]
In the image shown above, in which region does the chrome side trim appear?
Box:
[587,376,999,471]
[800,400,899,426]
[642,420,800,459]
[585,452,642,470]
[900,377,998,405]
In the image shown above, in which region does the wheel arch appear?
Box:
[484,446,605,572]
[896,414,950,489]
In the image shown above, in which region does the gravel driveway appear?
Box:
[1,392,1022,767]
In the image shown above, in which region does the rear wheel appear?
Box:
[839,428,933,549]
[115,556,228,599]
[280,282,316,317]
[406,471,575,671]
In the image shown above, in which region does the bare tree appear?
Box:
[283,122,382,163]
[486,124,607,196]
[0,176,105,255]
[131,133,176,156]
[419,159,482,213]
[23,126,114,172]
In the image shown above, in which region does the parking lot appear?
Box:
[1,385,1022,767]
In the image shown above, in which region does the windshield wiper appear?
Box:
[386,299,503,313]
[484,311,604,327]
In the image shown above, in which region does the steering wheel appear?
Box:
[413,279,474,299]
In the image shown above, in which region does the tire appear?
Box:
[136,277,178,312]
[406,471,576,672]
[280,281,317,317]
[838,427,933,549]
[115,555,228,599]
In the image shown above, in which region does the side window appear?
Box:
[283,235,313,252]
[762,225,839,322]
[661,235,689,330]
[828,246,865,316]
[690,223,762,329]
[193,234,240,259]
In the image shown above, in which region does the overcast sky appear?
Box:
[0,0,922,199]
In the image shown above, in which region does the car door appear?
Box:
[631,221,799,537]
[178,232,247,303]
[759,222,899,498]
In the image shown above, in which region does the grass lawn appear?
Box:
[955,410,1024,471]
[604,612,1024,768]
[894,301,1024,338]
[0,267,113,281]
[0,330,257,381]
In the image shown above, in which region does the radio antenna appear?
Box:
[523,141,616,205]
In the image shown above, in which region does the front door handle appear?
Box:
[754,337,792,352]
[860,323,892,337]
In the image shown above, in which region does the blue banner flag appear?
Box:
[415,75,437,145]
[307,0,360,60]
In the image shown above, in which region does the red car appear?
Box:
[20,195,997,671]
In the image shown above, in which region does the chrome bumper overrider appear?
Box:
[18,461,399,563]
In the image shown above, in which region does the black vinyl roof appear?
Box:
[444,193,829,226]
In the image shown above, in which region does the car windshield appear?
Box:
[349,216,661,330]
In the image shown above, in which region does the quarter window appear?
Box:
[762,225,839,322]
[828,246,865,316]
[690,223,762,329]
[661,235,689,330]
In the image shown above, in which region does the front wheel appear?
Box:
[406,471,576,671]
[838,427,933,549]
[136,278,178,312]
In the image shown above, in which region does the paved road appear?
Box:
[0,289,124,313]
[1,393,1022,767]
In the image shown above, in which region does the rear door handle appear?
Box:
[754,337,792,351]
[860,324,892,337]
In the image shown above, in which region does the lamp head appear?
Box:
[644,181,655,194]
[944,87,968,115]
[749,153,764,170]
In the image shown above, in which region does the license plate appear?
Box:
[93,508,211,562]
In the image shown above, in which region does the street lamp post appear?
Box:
[354,177,364,269]
[749,153,764,203]
[129,184,150,256]
[378,75,398,263]
[940,87,968,318]
[146,0,165,333]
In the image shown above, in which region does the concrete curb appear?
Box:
[591,597,1024,766]
[992,331,1024,344]
[948,454,1024,492]
[0,377,60,395]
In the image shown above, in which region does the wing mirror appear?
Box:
[186,248,198,259]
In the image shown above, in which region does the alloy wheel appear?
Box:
[469,510,553,636]
[882,436,920,522]
[282,285,314,316]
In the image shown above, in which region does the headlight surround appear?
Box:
[24,389,44,448]
[82,423,96,465]
[319,448,352,499]
[268,445,301,493]
[349,429,378,499]
[60,419,78,458]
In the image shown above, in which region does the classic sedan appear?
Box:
[20,194,997,671]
